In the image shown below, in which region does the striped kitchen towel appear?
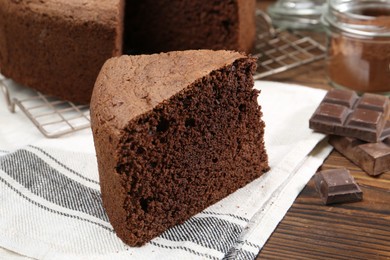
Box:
[0,81,332,260]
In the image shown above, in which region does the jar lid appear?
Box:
[268,0,326,29]
[322,0,390,37]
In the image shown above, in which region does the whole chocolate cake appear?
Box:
[90,50,269,246]
[124,0,256,54]
[0,0,124,103]
[0,0,256,103]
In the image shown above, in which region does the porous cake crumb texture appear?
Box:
[116,59,267,245]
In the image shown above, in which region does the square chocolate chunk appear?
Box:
[323,88,358,107]
[309,89,390,142]
[314,168,363,205]
[329,134,390,176]
[358,93,389,112]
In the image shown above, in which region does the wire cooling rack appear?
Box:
[0,76,90,138]
[253,10,326,79]
[1,11,326,138]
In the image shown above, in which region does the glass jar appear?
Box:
[268,0,326,30]
[322,0,390,95]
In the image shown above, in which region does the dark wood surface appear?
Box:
[256,1,390,259]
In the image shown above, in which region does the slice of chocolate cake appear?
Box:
[90,50,269,246]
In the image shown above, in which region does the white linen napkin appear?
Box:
[0,80,332,260]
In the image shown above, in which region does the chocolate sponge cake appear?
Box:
[90,50,269,246]
[124,0,256,54]
[0,0,124,104]
[0,0,256,104]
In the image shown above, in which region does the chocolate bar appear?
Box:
[309,89,390,142]
[329,135,390,176]
[314,168,363,205]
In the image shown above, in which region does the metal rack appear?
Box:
[0,11,326,138]
[1,75,90,138]
[253,10,326,79]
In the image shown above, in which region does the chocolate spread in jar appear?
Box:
[326,8,390,94]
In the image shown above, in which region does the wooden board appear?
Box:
[258,151,390,259]
[256,1,390,258]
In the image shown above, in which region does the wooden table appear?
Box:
[256,1,390,259]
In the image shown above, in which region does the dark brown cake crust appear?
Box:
[0,0,255,103]
[123,0,256,54]
[91,50,269,246]
[0,0,124,104]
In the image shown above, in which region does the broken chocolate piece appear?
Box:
[314,168,363,205]
[329,134,390,176]
[309,89,390,142]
